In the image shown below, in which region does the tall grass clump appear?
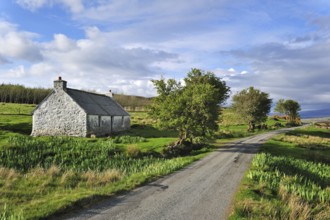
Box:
[0,204,24,220]
[113,135,147,144]
[126,144,141,158]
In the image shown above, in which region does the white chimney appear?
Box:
[106,90,113,98]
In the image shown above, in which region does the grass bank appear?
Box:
[229,125,330,219]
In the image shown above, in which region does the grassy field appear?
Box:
[0,103,209,219]
[229,125,330,219]
[0,103,286,219]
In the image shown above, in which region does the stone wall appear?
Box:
[87,115,112,136]
[86,115,130,135]
[31,90,87,137]
[112,116,124,132]
[111,116,130,132]
[123,116,130,129]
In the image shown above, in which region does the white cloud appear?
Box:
[40,30,178,80]
[46,34,77,51]
[29,62,56,76]
[59,0,84,13]
[15,0,84,13]
[76,0,228,22]
[0,20,42,63]
[0,24,179,96]
[7,65,26,78]
[15,0,47,11]
[223,38,330,109]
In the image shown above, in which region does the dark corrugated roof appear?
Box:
[66,88,129,116]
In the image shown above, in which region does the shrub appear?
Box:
[161,141,194,157]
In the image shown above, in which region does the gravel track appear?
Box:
[62,127,300,220]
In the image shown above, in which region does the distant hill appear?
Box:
[299,108,330,119]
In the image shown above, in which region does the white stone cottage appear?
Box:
[31,77,130,137]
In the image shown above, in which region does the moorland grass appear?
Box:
[0,103,288,219]
[229,125,330,220]
[0,104,205,219]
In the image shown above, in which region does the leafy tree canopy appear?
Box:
[232,87,272,128]
[149,68,230,143]
[275,99,301,123]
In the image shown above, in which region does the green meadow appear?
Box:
[229,125,330,219]
[0,103,285,219]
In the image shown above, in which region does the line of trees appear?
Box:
[150,69,302,144]
[0,84,153,109]
[0,84,52,104]
[113,94,151,111]
[231,88,301,130]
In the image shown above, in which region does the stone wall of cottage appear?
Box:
[86,115,130,136]
[87,115,111,136]
[112,116,129,132]
[31,90,87,137]
[123,116,130,130]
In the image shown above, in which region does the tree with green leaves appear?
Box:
[275,99,301,124]
[149,68,230,144]
[232,87,272,131]
[274,98,285,115]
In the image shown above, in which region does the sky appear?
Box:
[0,0,330,111]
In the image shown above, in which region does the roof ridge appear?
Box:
[67,88,108,97]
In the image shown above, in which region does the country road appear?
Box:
[63,127,302,220]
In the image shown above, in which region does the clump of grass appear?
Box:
[81,170,97,185]
[0,204,24,220]
[126,144,141,158]
[0,167,21,188]
[100,169,122,184]
[113,135,147,144]
[60,170,80,188]
[46,165,61,177]
[0,167,13,179]
[27,166,46,178]
[4,168,20,181]
[82,169,122,186]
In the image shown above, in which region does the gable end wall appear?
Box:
[31,90,87,137]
